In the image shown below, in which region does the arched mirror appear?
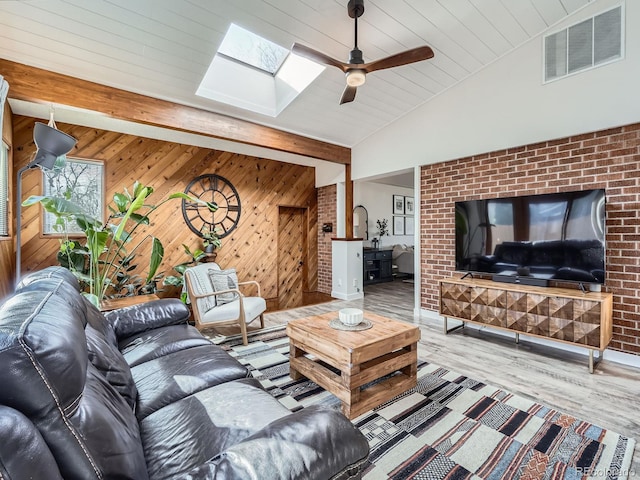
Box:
[353,205,368,239]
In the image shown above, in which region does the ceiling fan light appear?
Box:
[345,69,366,87]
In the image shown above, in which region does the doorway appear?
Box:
[277,206,308,310]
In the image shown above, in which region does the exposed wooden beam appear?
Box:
[0,59,351,165]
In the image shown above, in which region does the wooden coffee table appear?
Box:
[286,311,420,419]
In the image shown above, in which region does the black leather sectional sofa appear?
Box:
[475,239,605,283]
[0,267,369,479]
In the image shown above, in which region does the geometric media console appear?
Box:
[439,277,613,373]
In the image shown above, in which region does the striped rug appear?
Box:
[211,327,636,480]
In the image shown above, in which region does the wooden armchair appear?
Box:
[184,263,265,345]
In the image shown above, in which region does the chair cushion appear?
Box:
[200,296,266,325]
[208,268,238,305]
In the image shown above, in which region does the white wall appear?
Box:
[351,0,640,179]
[354,182,415,249]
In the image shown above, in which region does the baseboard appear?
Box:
[331,290,364,301]
[418,308,640,370]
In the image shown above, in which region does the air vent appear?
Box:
[544,5,623,83]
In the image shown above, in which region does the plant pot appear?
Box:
[204,244,215,254]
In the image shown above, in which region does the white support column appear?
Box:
[331,239,364,301]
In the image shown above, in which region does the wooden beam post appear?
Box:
[0,59,351,165]
[345,164,353,239]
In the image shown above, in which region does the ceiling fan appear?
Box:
[292,0,434,105]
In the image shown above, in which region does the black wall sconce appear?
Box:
[322,223,333,233]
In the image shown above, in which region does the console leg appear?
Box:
[515,333,519,344]
[589,349,602,374]
[443,317,465,335]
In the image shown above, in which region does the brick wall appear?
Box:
[421,122,640,355]
[317,184,337,294]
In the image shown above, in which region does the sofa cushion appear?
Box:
[140,378,292,480]
[0,285,148,479]
[131,344,248,420]
[493,241,531,267]
[530,240,565,268]
[105,298,190,339]
[86,324,138,410]
[84,298,138,410]
[211,405,370,480]
[119,324,213,367]
[69,364,149,478]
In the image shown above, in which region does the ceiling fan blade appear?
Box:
[363,46,434,73]
[291,43,349,72]
[340,85,358,105]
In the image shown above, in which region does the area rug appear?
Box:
[209,326,636,480]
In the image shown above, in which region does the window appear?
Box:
[487,200,514,253]
[42,158,104,235]
[0,141,8,237]
[544,5,623,83]
[218,24,289,75]
[566,189,605,241]
[529,200,567,240]
[196,24,324,117]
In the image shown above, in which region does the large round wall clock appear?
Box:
[182,174,241,239]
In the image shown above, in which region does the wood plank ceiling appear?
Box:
[0,0,591,149]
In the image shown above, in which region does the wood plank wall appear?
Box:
[8,116,318,305]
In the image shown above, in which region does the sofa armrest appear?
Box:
[104,298,190,339]
[394,251,414,275]
[0,406,64,480]
[188,405,369,480]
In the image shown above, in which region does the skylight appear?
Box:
[196,24,325,117]
[218,24,289,75]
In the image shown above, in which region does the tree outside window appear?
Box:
[43,158,104,235]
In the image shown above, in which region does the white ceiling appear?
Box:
[0,0,592,187]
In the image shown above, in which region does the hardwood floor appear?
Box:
[262,278,640,474]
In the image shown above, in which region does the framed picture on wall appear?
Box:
[42,157,105,235]
[393,195,404,215]
[405,216,415,235]
[393,216,405,235]
[404,196,415,215]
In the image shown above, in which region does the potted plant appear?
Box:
[23,181,217,307]
[372,218,389,249]
[201,227,221,254]
[163,244,207,302]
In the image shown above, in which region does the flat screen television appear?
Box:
[455,189,606,284]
